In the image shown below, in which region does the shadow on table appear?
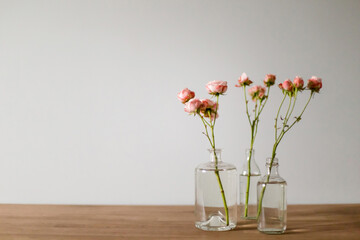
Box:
[286,219,360,235]
[234,221,257,231]
[234,219,360,235]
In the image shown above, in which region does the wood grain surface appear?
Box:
[0,204,359,239]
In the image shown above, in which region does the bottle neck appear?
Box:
[266,164,280,176]
[209,148,222,163]
[241,149,260,175]
[245,148,255,162]
[265,157,280,176]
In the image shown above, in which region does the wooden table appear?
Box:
[0,204,359,239]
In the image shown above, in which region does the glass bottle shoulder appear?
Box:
[258,174,287,184]
[240,161,261,176]
[240,149,261,176]
[195,161,237,172]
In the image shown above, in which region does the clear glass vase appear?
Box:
[195,149,237,231]
[257,157,287,234]
[239,149,261,219]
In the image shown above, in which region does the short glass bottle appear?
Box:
[239,149,261,219]
[195,149,237,231]
[257,157,287,234]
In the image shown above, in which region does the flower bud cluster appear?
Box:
[235,73,276,101]
[177,81,227,120]
[278,76,322,94]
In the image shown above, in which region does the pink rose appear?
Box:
[248,85,266,101]
[293,76,304,89]
[264,74,276,87]
[200,99,218,113]
[307,76,322,92]
[206,80,228,95]
[278,83,284,90]
[235,72,253,87]
[248,85,258,96]
[184,98,202,114]
[177,88,195,103]
[282,79,293,91]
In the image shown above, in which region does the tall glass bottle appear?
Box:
[239,149,261,219]
[195,149,237,231]
[257,158,287,234]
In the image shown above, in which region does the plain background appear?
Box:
[0,0,359,205]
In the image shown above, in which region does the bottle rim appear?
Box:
[266,157,279,165]
[207,148,222,153]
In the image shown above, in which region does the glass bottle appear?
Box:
[239,149,261,219]
[195,149,237,231]
[257,157,287,234]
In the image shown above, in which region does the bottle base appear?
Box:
[195,215,236,231]
[241,216,257,220]
[258,227,286,234]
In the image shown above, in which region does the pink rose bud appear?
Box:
[278,83,284,90]
[258,86,266,99]
[293,76,304,89]
[307,76,322,92]
[248,85,266,101]
[282,79,293,91]
[206,80,228,95]
[235,72,253,87]
[200,99,218,113]
[177,88,195,103]
[264,74,276,87]
[184,98,202,114]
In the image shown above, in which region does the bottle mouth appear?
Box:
[208,148,222,154]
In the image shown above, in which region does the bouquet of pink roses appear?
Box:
[235,73,276,218]
[257,76,323,218]
[177,80,231,226]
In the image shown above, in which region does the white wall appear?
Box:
[0,0,359,205]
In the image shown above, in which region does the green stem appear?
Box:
[275,95,287,141]
[283,96,293,127]
[253,101,261,140]
[253,88,269,140]
[256,148,277,219]
[199,114,213,147]
[244,128,254,217]
[244,87,252,125]
[214,152,229,225]
[257,87,270,117]
[282,92,313,136]
[287,89,298,124]
[212,95,229,226]
[243,87,271,218]
[202,116,212,127]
